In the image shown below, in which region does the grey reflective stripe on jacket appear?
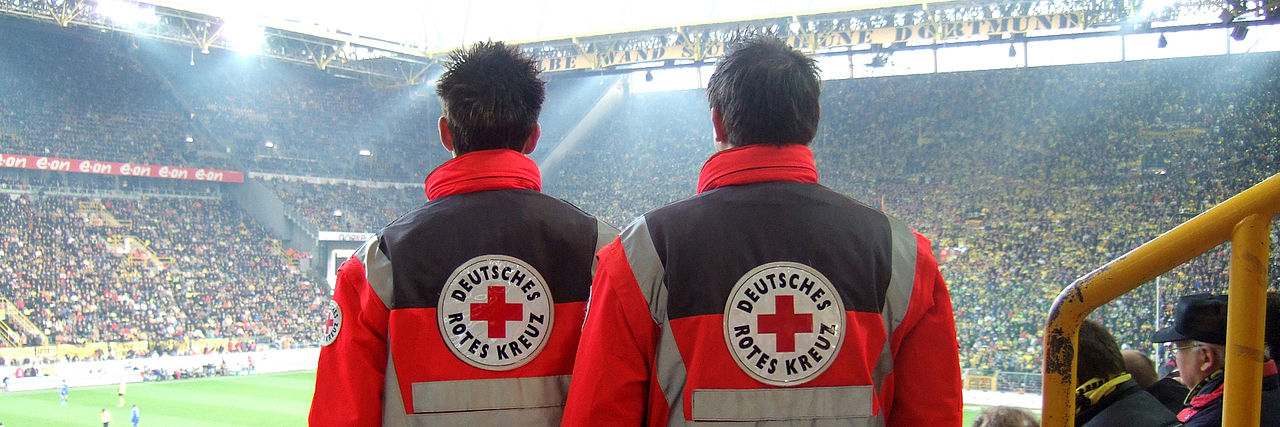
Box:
[382,375,570,426]
[620,217,921,426]
[594,218,620,276]
[353,237,394,310]
[872,218,918,396]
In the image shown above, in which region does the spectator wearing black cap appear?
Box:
[1150,293,1280,426]
[1074,320,1177,426]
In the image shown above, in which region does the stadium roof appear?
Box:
[155,0,909,51]
[1,0,1275,84]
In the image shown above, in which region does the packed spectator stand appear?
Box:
[1,14,1278,385]
[546,52,1280,375]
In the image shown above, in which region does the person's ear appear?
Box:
[711,108,732,151]
[1199,346,1220,373]
[521,123,540,154]
[438,116,454,153]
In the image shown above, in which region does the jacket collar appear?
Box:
[696,144,818,194]
[423,149,541,200]
[1177,360,1277,423]
[1075,379,1142,425]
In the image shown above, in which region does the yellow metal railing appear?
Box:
[1042,173,1280,427]
[0,318,19,347]
[0,297,48,346]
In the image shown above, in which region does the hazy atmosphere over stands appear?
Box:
[0,0,1278,424]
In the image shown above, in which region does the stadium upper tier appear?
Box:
[1,15,1278,373]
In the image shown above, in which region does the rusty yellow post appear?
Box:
[1223,214,1271,427]
[1041,173,1280,427]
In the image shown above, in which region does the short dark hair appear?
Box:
[435,41,545,155]
[706,34,820,147]
[1077,319,1126,382]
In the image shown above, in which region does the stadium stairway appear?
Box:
[269,239,299,268]
[0,297,46,346]
[0,312,18,346]
[105,235,169,270]
[81,201,175,270]
[78,200,125,227]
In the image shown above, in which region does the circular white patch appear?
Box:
[723,262,845,386]
[320,300,343,346]
[438,255,555,371]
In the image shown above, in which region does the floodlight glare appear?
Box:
[223,20,266,56]
[97,0,158,27]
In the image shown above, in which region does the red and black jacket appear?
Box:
[562,144,962,426]
[310,149,616,426]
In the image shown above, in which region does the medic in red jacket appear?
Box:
[310,40,617,426]
[310,149,615,426]
[563,34,961,426]
[562,144,962,426]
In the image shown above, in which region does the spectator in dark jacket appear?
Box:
[1076,319,1178,426]
[1151,293,1280,426]
[1122,349,1187,414]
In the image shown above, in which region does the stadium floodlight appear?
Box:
[223,19,267,56]
[358,149,372,156]
[184,136,195,143]
[96,0,157,27]
[264,141,275,148]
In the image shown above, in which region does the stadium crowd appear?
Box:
[152,51,447,182]
[264,180,423,232]
[545,51,1280,374]
[0,22,220,169]
[1,17,1277,380]
[0,192,327,349]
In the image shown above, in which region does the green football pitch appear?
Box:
[0,371,314,426]
[0,370,988,426]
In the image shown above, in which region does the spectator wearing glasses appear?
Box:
[1150,293,1280,426]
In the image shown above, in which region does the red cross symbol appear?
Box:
[758,295,813,353]
[470,286,524,339]
[324,317,335,334]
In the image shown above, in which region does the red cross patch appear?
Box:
[320,300,342,346]
[438,255,554,371]
[723,262,845,386]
